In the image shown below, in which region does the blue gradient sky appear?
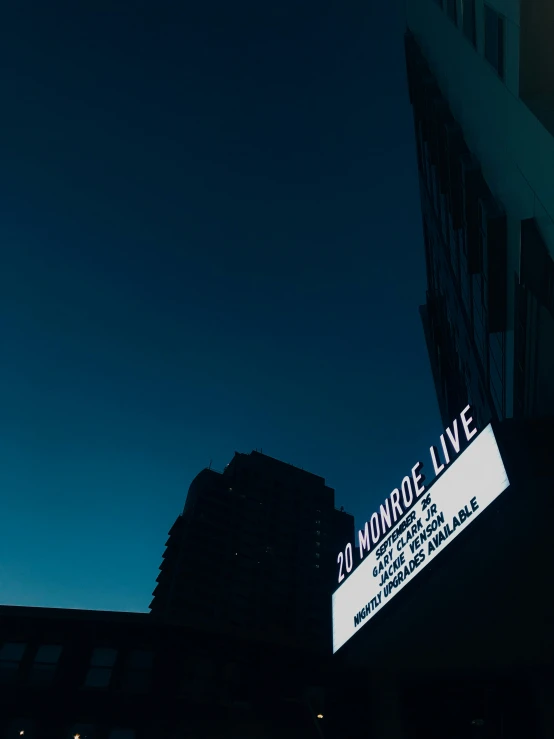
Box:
[1,0,442,612]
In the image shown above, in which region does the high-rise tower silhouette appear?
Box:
[150,450,354,653]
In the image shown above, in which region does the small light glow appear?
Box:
[19,733,24,737]
[317,714,324,719]
[74,734,81,739]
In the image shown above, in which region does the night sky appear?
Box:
[1,0,442,612]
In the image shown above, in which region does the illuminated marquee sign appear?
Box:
[332,408,510,653]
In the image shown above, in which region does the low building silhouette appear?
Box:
[0,605,331,739]
[0,452,353,738]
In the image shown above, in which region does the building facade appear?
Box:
[0,605,328,739]
[150,451,354,654]
[327,416,554,738]
[321,8,554,734]
[406,0,554,429]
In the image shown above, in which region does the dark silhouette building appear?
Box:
[326,416,554,739]
[150,451,354,654]
[0,605,329,739]
[320,6,554,737]
[0,451,352,737]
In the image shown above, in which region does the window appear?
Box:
[489,332,505,418]
[0,643,27,684]
[197,658,214,678]
[473,274,488,372]
[485,5,505,79]
[315,530,321,536]
[84,648,117,688]
[460,239,472,320]
[29,645,62,686]
[315,519,321,524]
[450,226,460,284]
[446,0,457,24]
[121,650,153,693]
[428,154,435,202]
[315,553,320,558]
[462,0,476,46]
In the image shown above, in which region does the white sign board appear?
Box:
[332,424,510,653]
